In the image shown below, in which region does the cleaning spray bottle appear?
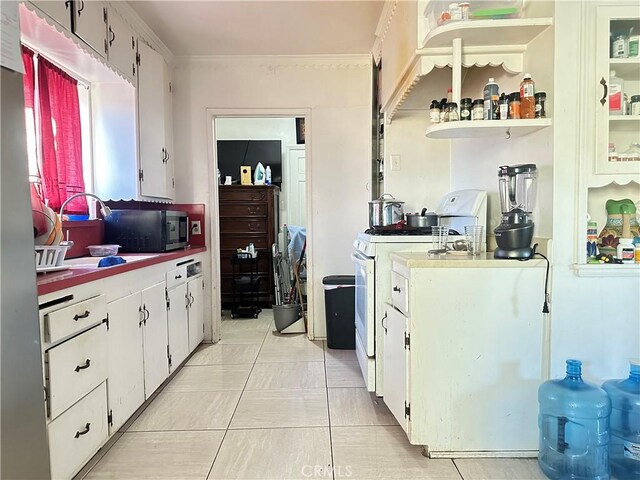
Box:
[265,166,272,185]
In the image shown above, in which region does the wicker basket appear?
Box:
[35,244,70,271]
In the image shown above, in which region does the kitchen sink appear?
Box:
[63,254,157,268]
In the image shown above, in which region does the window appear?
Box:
[22,45,91,214]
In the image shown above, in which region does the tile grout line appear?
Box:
[323,341,337,480]
[205,314,269,479]
[452,458,465,480]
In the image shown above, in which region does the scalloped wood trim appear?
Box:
[372,0,398,62]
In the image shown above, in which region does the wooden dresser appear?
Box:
[218,185,280,307]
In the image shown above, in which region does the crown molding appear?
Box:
[372,0,398,63]
[175,54,371,70]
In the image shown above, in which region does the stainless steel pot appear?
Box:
[405,208,438,228]
[368,194,405,227]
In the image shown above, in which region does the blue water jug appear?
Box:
[538,359,612,480]
[602,361,640,480]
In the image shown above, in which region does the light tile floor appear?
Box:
[83,311,544,480]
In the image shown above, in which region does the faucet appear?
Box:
[59,193,112,220]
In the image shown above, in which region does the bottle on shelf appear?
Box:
[602,361,640,479]
[499,93,509,120]
[509,92,521,119]
[265,166,272,186]
[430,100,441,124]
[520,73,536,119]
[538,359,611,480]
[483,78,499,120]
[447,87,453,103]
[609,70,625,116]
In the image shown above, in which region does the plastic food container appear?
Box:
[87,244,120,257]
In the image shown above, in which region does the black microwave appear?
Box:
[104,210,188,252]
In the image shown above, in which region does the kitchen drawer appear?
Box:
[219,188,268,203]
[391,271,409,316]
[219,203,267,218]
[44,295,107,344]
[220,235,269,251]
[48,382,108,480]
[166,266,188,290]
[46,323,108,419]
[219,218,268,234]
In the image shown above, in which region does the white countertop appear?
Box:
[390,251,547,268]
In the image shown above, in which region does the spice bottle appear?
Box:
[439,97,447,122]
[460,98,472,121]
[520,73,536,119]
[635,245,640,264]
[483,78,499,120]
[631,95,640,115]
[535,92,547,118]
[459,2,470,20]
[443,102,459,122]
[472,99,484,120]
[617,238,635,263]
[446,87,453,102]
[508,92,521,119]
[499,93,509,120]
[430,100,441,123]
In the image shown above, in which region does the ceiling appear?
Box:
[128,1,385,57]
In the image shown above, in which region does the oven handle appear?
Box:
[350,251,371,267]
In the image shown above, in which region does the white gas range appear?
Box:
[351,190,487,396]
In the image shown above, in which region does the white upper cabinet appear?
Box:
[137,40,169,199]
[164,62,175,198]
[106,8,137,83]
[72,0,108,58]
[31,0,72,31]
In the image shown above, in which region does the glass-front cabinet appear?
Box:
[596,6,640,177]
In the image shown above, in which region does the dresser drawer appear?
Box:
[220,235,269,251]
[44,295,107,344]
[219,203,267,218]
[46,323,108,419]
[391,270,409,316]
[48,382,108,480]
[219,218,268,234]
[166,266,187,290]
[219,187,268,203]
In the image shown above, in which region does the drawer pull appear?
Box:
[74,422,91,438]
[73,310,90,321]
[248,223,259,231]
[175,274,182,279]
[393,286,401,292]
[74,359,91,372]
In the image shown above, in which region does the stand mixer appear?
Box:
[494,164,538,259]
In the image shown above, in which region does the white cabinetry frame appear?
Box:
[72,0,108,58]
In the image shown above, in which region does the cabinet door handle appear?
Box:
[139,306,145,326]
[166,151,170,163]
[73,310,90,321]
[189,293,195,307]
[599,77,608,106]
[175,274,182,279]
[74,423,91,438]
[77,0,85,15]
[64,0,70,10]
[143,306,149,324]
[161,148,166,163]
[381,312,388,334]
[393,286,401,292]
[109,26,115,47]
[74,359,91,372]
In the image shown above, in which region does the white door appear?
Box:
[187,277,204,352]
[383,305,408,432]
[137,41,167,198]
[31,1,72,30]
[141,283,169,398]
[106,293,144,433]
[285,145,306,227]
[72,0,107,58]
[167,284,189,371]
[106,7,136,82]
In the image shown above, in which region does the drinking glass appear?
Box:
[465,225,485,256]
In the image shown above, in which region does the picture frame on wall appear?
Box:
[296,118,305,144]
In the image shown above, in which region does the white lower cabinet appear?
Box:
[48,382,108,480]
[167,283,189,371]
[187,276,205,352]
[106,282,169,432]
[383,255,546,456]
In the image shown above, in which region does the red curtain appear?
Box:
[37,57,87,214]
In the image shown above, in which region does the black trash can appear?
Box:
[323,275,356,349]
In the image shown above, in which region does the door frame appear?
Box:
[205,108,313,342]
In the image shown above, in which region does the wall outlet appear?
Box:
[391,154,401,171]
[191,220,201,235]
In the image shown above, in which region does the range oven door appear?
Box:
[351,250,375,356]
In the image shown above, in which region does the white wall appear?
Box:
[172,55,372,339]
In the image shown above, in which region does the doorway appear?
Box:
[206,109,312,344]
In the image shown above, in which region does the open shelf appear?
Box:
[421,18,553,50]
[609,115,640,122]
[574,263,640,277]
[425,118,552,139]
